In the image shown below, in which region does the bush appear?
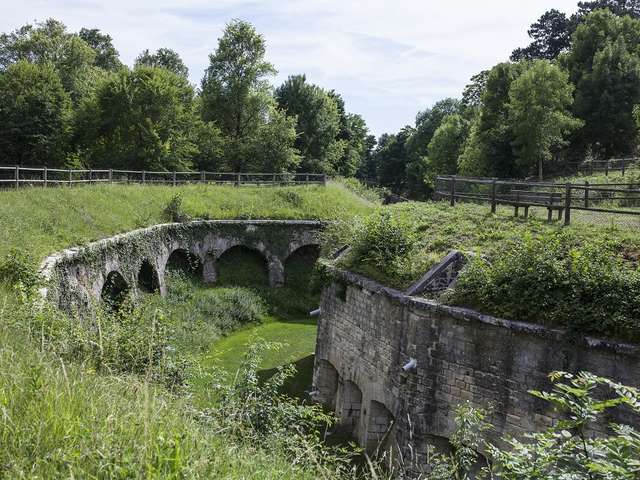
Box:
[450,232,640,341]
[347,210,420,285]
[24,299,194,390]
[163,193,191,223]
[0,248,41,293]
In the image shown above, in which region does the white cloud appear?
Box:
[0,0,579,136]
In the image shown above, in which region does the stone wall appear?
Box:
[40,220,323,315]
[313,267,640,466]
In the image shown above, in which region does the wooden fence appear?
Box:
[436,176,640,225]
[564,157,640,176]
[0,166,326,189]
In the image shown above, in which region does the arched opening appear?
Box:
[138,260,160,294]
[284,244,320,289]
[165,249,202,280]
[101,271,130,312]
[339,380,363,434]
[314,359,339,410]
[216,245,269,287]
[366,400,395,454]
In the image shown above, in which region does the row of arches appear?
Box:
[315,359,395,455]
[100,244,320,310]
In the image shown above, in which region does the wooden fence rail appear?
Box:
[0,166,327,189]
[436,175,640,225]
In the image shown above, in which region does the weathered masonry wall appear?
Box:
[313,268,640,466]
[41,220,323,315]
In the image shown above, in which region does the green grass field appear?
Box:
[0,181,372,479]
[0,182,374,259]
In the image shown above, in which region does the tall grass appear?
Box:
[0,182,375,259]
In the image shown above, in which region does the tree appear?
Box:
[461,70,489,110]
[512,1,640,62]
[75,66,201,171]
[427,114,468,180]
[0,19,97,102]
[459,62,525,177]
[135,48,188,78]
[564,9,640,157]
[245,105,301,172]
[508,61,582,179]
[375,127,413,193]
[328,91,372,176]
[0,60,71,166]
[511,9,573,61]
[406,98,462,160]
[79,28,121,70]
[275,74,341,172]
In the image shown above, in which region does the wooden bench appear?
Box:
[509,190,564,222]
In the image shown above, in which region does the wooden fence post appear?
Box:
[622,160,626,176]
[68,169,72,186]
[605,161,609,177]
[564,183,572,226]
[236,173,241,187]
[449,176,456,206]
[142,170,146,184]
[201,171,205,183]
[172,171,176,186]
[491,179,497,214]
[109,169,113,184]
[14,165,19,189]
[43,166,47,188]
[89,169,93,184]
[322,174,327,186]
[584,181,589,208]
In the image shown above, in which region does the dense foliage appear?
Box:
[361,1,640,198]
[450,233,640,341]
[0,19,371,176]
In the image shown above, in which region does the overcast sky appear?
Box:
[1,0,579,137]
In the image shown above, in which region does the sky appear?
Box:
[1,0,579,137]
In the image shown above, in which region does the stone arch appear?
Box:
[101,270,130,311]
[137,260,160,294]
[339,380,363,434]
[314,359,339,409]
[165,248,203,281]
[284,244,321,289]
[366,400,395,454]
[215,245,269,287]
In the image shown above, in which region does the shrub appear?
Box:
[450,232,640,341]
[348,210,420,285]
[163,193,191,223]
[0,248,41,293]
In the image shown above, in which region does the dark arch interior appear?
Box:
[165,249,202,280]
[138,260,160,293]
[216,245,269,287]
[101,271,130,311]
[284,244,320,289]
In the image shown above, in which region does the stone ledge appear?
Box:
[324,263,640,357]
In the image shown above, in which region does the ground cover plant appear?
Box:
[326,199,640,341]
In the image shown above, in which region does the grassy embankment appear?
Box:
[0,181,376,479]
[329,199,640,341]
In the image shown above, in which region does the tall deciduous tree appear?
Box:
[275,74,341,172]
[0,60,71,166]
[201,19,278,170]
[459,62,524,177]
[511,10,574,61]
[508,61,582,179]
[75,66,202,171]
[135,48,188,78]
[78,28,121,71]
[427,114,468,179]
[565,9,640,157]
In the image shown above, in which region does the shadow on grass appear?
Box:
[259,354,315,399]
